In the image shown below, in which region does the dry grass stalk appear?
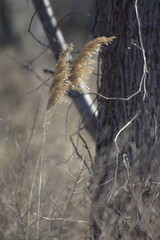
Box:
[69,36,116,90]
[47,44,73,110]
[47,37,116,110]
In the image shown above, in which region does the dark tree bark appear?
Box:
[0,0,16,46]
[89,0,160,239]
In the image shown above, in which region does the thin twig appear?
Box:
[32,212,90,225]
[36,112,52,239]
[135,0,148,99]
[26,154,41,240]
[7,54,50,87]
[113,0,149,154]
[114,112,139,153]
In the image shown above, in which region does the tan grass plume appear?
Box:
[47,36,116,110]
[69,36,116,90]
[47,43,73,110]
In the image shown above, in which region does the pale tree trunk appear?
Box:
[89,0,160,239]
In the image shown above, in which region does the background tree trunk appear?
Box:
[89,0,160,239]
[0,0,17,46]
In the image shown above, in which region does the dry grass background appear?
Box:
[0,1,96,239]
[1,1,160,240]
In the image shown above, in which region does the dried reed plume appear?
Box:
[47,44,73,110]
[69,36,116,90]
[47,37,115,110]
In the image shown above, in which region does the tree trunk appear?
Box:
[0,0,16,46]
[89,0,160,239]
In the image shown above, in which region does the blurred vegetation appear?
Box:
[0,0,96,239]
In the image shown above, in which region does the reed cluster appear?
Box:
[47,36,116,110]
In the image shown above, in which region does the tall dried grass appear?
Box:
[47,36,116,110]
[47,44,74,110]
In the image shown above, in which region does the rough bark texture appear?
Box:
[89,1,160,239]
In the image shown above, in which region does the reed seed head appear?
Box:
[46,36,116,110]
[47,44,74,110]
[69,36,116,90]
